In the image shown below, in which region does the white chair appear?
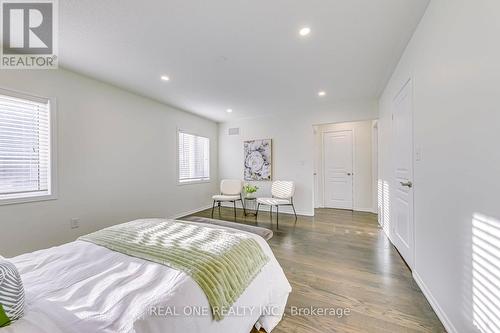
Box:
[256,181,297,227]
[212,179,246,220]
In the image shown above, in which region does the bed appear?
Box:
[2,219,291,333]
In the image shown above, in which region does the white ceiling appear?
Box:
[60,0,430,122]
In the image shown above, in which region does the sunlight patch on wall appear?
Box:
[381,180,391,235]
[377,179,383,225]
[472,213,500,333]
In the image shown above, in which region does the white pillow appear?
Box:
[0,259,25,327]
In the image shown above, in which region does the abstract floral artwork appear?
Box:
[244,139,272,181]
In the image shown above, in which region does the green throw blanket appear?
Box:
[79,219,269,320]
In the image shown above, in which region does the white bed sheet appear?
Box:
[3,221,291,333]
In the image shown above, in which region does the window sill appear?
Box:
[0,193,57,206]
[177,179,211,186]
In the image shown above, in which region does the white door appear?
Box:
[323,130,353,209]
[392,79,414,269]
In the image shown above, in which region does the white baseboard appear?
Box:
[413,271,458,333]
[168,204,213,220]
[315,206,376,214]
[354,207,376,213]
[379,224,455,333]
[288,209,314,217]
[218,202,314,217]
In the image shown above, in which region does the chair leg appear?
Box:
[256,203,260,219]
[292,203,297,220]
[211,200,216,218]
[233,201,237,220]
[270,205,273,219]
[240,195,247,216]
[276,205,279,229]
[218,202,221,217]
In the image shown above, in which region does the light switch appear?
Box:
[70,218,80,229]
[415,146,422,161]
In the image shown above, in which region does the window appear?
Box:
[0,89,54,203]
[178,131,210,184]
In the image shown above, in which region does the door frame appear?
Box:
[321,129,355,210]
[391,76,415,269]
[372,120,379,217]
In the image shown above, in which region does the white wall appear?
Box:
[378,0,500,332]
[314,120,374,212]
[218,101,378,216]
[0,69,218,257]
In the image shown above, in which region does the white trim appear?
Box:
[312,125,320,209]
[352,127,357,209]
[0,88,58,206]
[278,209,314,217]
[177,179,211,186]
[219,201,314,217]
[372,120,378,218]
[410,75,416,271]
[50,97,59,202]
[176,128,211,185]
[298,210,314,217]
[353,207,376,213]
[0,193,57,206]
[321,131,326,207]
[168,204,213,220]
[259,208,314,217]
[0,87,49,104]
[167,204,319,220]
[413,272,458,333]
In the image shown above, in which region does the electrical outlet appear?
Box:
[70,218,80,229]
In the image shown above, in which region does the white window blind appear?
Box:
[178,131,210,183]
[0,91,52,201]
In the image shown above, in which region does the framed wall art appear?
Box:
[244,139,272,181]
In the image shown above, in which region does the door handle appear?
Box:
[347,173,352,176]
[400,181,413,188]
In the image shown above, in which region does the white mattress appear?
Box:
[3,221,291,333]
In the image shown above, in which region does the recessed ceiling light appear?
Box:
[226,109,233,113]
[318,91,326,97]
[299,27,311,36]
[161,75,170,81]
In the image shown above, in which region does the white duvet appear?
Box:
[3,221,291,333]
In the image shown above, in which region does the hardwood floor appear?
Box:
[185,207,446,333]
